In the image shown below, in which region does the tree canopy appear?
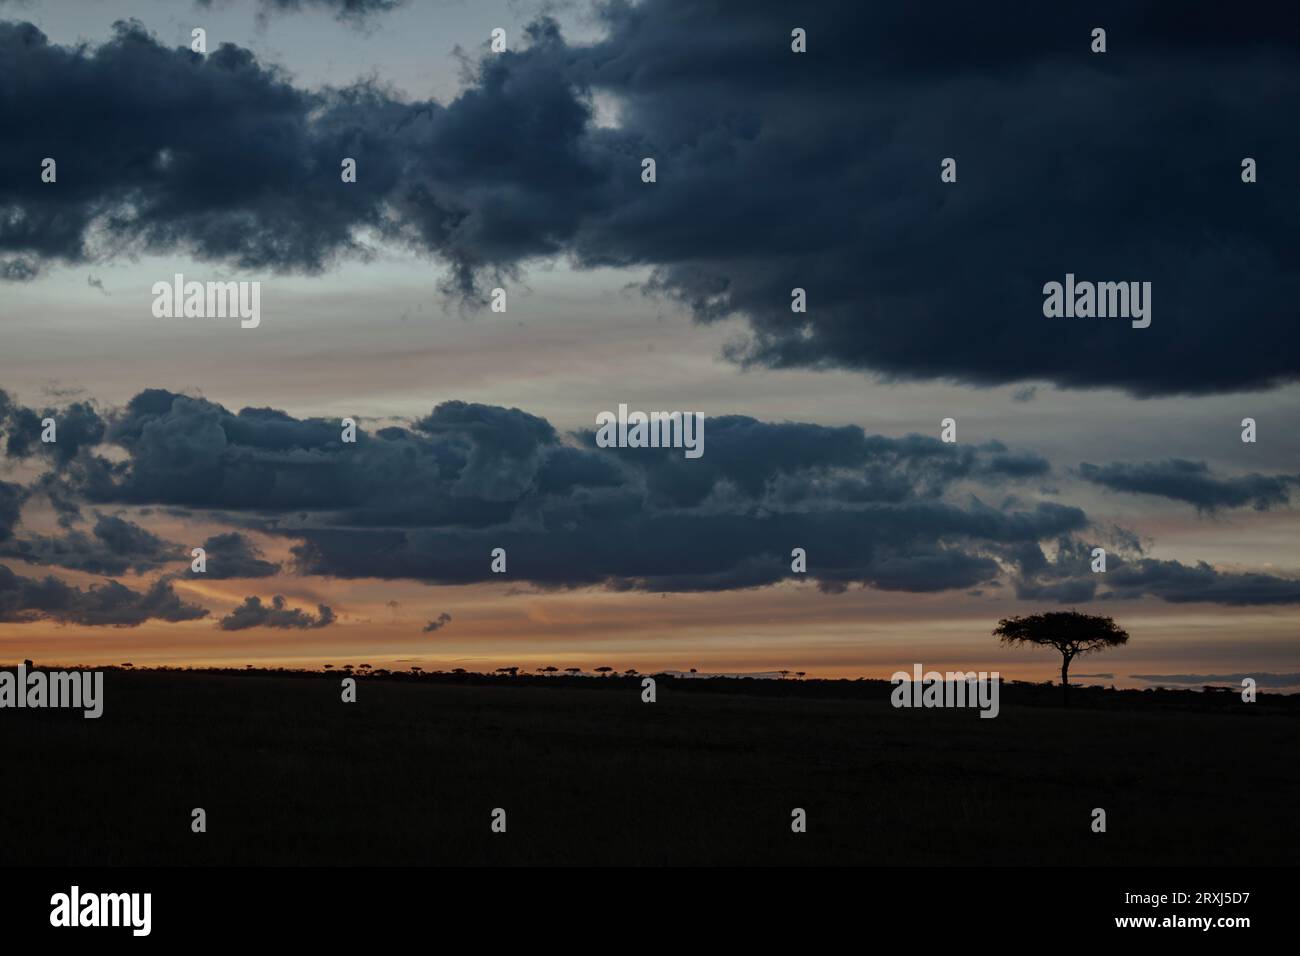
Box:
[993,610,1129,658]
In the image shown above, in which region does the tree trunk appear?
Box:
[1061,653,1072,707]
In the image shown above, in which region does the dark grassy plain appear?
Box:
[1,669,1296,866]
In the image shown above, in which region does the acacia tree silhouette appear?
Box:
[994,610,1129,707]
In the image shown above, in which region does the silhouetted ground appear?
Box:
[1,669,1296,865]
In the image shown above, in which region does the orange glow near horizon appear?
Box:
[2,500,1296,687]
[3,572,1297,689]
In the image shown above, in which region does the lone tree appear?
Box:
[994,610,1129,707]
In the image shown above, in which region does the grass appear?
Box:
[1,669,1295,865]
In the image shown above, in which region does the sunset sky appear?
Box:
[2,0,1298,689]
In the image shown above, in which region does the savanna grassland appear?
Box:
[1,669,1295,866]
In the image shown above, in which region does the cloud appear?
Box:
[0,20,378,276]
[289,505,1070,595]
[3,5,1298,394]
[0,480,24,541]
[422,611,452,633]
[0,390,105,466]
[0,563,208,626]
[1131,673,1300,688]
[0,513,185,575]
[24,387,1072,595]
[1008,536,1300,607]
[195,0,407,26]
[197,532,280,578]
[40,388,1048,517]
[1078,459,1297,512]
[218,594,335,630]
[4,385,1298,605]
[1103,558,1300,605]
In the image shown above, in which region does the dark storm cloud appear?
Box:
[33,474,85,528]
[91,513,178,563]
[7,386,1073,595]
[218,593,335,630]
[290,499,1086,594]
[414,401,558,501]
[39,389,1049,523]
[0,390,105,465]
[1078,459,1297,512]
[0,513,184,575]
[1103,559,1300,606]
[2,385,1296,603]
[5,3,1299,394]
[0,19,380,274]
[1007,535,1300,606]
[0,563,208,625]
[198,532,280,578]
[582,1,1300,396]
[570,424,1049,510]
[0,480,25,541]
[46,390,539,527]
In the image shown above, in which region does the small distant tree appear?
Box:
[624,668,638,676]
[564,667,581,676]
[778,670,791,679]
[541,666,559,675]
[795,671,806,679]
[594,666,614,677]
[994,610,1129,707]
[496,666,519,676]
[411,666,422,675]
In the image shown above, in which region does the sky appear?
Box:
[1,0,1298,689]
